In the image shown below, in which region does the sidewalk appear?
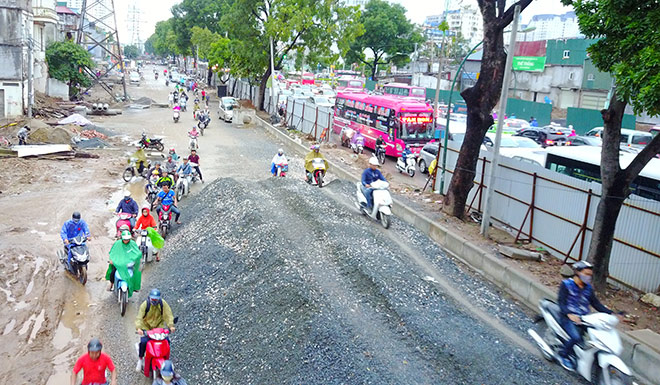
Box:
[255,113,660,385]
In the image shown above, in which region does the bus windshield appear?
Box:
[399,113,434,140]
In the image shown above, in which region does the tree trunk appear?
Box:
[258,67,272,111]
[207,67,213,85]
[369,60,377,80]
[587,91,627,293]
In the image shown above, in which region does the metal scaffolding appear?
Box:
[76,0,127,100]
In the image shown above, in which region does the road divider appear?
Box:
[255,115,660,385]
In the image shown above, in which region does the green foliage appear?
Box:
[345,0,422,79]
[45,41,94,91]
[562,0,660,116]
[170,0,232,55]
[208,37,231,71]
[190,26,222,60]
[123,44,140,59]
[148,20,178,56]
[144,37,155,55]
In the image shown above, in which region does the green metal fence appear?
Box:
[566,107,637,135]
[506,98,552,126]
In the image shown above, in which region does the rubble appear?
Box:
[641,293,660,307]
[499,245,544,261]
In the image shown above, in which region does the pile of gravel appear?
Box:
[144,177,577,384]
[74,137,109,148]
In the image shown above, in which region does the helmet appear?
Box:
[278,148,284,155]
[169,148,175,153]
[311,144,320,151]
[121,230,131,240]
[124,191,131,198]
[149,288,162,302]
[369,157,379,166]
[87,338,102,352]
[72,211,81,222]
[152,169,160,176]
[160,360,175,377]
[573,261,593,271]
[183,156,189,161]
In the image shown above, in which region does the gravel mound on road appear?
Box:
[143,177,579,385]
[133,97,155,106]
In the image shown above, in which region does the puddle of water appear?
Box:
[28,308,45,343]
[24,257,45,296]
[52,322,73,350]
[24,280,34,296]
[0,286,15,303]
[3,319,16,335]
[46,347,77,385]
[15,301,30,310]
[18,315,34,335]
[37,222,48,226]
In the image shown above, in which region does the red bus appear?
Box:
[332,92,434,157]
[301,72,315,85]
[381,83,426,100]
[336,76,365,91]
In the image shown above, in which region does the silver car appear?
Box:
[219,97,238,122]
[417,143,439,173]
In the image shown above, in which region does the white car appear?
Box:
[307,96,334,108]
[219,97,238,122]
[129,72,140,86]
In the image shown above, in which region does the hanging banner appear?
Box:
[512,56,546,72]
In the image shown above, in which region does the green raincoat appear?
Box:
[105,239,142,297]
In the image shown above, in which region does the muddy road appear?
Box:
[1,69,580,384]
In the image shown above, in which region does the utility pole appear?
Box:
[480,5,520,236]
[265,0,276,113]
[27,36,34,119]
[433,34,447,134]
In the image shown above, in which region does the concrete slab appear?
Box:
[628,329,660,355]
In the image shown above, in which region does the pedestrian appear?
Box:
[17,125,30,145]
[168,92,174,107]
[70,338,117,385]
[201,89,206,100]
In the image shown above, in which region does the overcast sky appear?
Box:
[117,0,573,45]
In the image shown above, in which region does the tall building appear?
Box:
[0,0,33,117]
[423,6,483,46]
[523,12,582,41]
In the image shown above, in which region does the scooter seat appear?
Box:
[541,299,563,324]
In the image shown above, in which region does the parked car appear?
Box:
[515,126,572,147]
[417,143,439,173]
[585,127,653,150]
[569,136,602,147]
[218,97,238,122]
[307,96,334,108]
[129,71,140,86]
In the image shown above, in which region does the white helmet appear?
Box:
[369,157,379,166]
[278,148,284,155]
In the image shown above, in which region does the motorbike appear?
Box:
[176,167,199,200]
[114,261,135,316]
[274,161,288,177]
[355,180,393,229]
[158,204,173,239]
[58,234,90,285]
[165,79,169,87]
[351,135,365,154]
[136,324,176,380]
[145,181,159,210]
[123,159,151,182]
[396,154,417,177]
[115,212,134,238]
[527,299,632,385]
[139,134,165,152]
[180,100,187,112]
[137,229,155,269]
[306,158,327,188]
[173,110,180,123]
[197,112,210,133]
[340,127,356,147]
[189,134,198,151]
[375,144,387,165]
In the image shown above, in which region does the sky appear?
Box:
[116,0,573,45]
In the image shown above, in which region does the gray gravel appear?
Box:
[137,174,583,385]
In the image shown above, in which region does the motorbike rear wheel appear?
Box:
[120,290,127,317]
[160,225,168,240]
[377,151,385,165]
[176,183,184,201]
[78,265,88,285]
[154,142,164,152]
[123,167,134,182]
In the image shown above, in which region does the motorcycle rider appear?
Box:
[187,149,203,183]
[168,148,180,162]
[70,338,117,385]
[177,156,193,179]
[164,155,177,175]
[304,144,328,183]
[270,148,288,176]
[134,206,160,261]
[131,146,149,175]
[557,261,616,371]
[350,130,365,150]
[60,212,91,264]
[135,289,176,372]
[188,126,200,149]
[116,191,139,228]
[106,230,142,292]
[155,184,181,224]
[153,360,188,385]
[361,157,387,209]
[156,170,174,189]
[401,144,413,163]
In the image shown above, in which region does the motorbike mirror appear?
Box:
[173,316,179,324]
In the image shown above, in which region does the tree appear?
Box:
[123,44,140,59]
[45,41,94,96]
[221,0,362,110]
[345,0,422,80]
[561,0,660,292]
[147,20,178,57]
[190,26,221,60]
[442,0,532,219]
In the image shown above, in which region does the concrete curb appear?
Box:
[255,116,660,384]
